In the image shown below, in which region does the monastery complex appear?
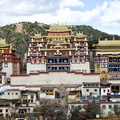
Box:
[0,24,120,89]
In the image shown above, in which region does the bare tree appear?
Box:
[69,105,86,120]
[34,99,66,120]
[83,100,100,119]
[113,105,120,115]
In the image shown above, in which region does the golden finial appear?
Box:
[98,38,100,41]
[105,38,108,41]
[113,36,115,40]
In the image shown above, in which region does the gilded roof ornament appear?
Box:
[76,31,86,37]
[0,38,12,49]
[105,38,108,41]
[34,32,41,37]
[98,38,100,41]
[113,36,115,40]
[0,38,7,44]
[47,23,71,32]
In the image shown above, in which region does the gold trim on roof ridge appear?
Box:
[46,23,71,32]
[0,38,7,45]
[76,31,86,38]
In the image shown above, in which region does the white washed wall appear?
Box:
[70,62,90,73]
[2,63,12,77]
[11,72,100,85]
[27,63,46,74]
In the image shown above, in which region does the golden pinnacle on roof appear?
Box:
[0,38,7,44]
[47,23,71,32]
[113,36,115,40]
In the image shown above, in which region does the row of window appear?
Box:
[95,59,108,63]
[97,64,120,68]
[109,57,120,62]
[4,63,17,68]
[48,58,68,63]
[72,70,87,73]
[41,90,53,92]
[31,59,45,64]
[7,92,18,95]
[84,84,99,87]
[102,105,116,109]
[108,68,120,72]
[109,64,120,67]
[101,64,108,68]
[97,64,107,68]
[0,109,8,113]
[71,59,87,63]
[86,89,110,93]
[86,89,98,92]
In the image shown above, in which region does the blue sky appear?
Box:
[0,0,120,35]
[81,0,108,10]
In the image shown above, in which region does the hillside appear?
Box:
[0,22,120,60]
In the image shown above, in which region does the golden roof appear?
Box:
[76,32,86,38]
[93,38,120,47]
[0,38,7,45]
[31,33,43,38]
[0,38,12,48]
[46,23,71,32]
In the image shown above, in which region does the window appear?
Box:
[76,59,80,63]
[14,64,17,68]
[105,64,108,68]
[6,109,8,112]
[4,63,8,67]
[94,89,97,92]
[8,93,10,95]
[31,60,35,64]
[102,105,106,109]
[12,93,14,95]
[41,59,45,64]
[105,59,108,63]
[101,59,104,63]
[0,109,2,112]
[16,93,18,95]
[4,58,7,61]
[109,105,112,109]
[36,70,40,73]
[86,89,89,92]
[103,90,105,93]
[109,58,112,62]
[81,59,85,63]
[97,64,100,68]
[0,75,2,81]
[82,70,86,73]
[71,59,75,63]
[14,71,17,74]
[101,64,105,68]
[113,57,117,62]
[30,70,34,73]
[36,60,40,64]
[31,95,34,99]
[107,90,110,92]
[0,80,2,84]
